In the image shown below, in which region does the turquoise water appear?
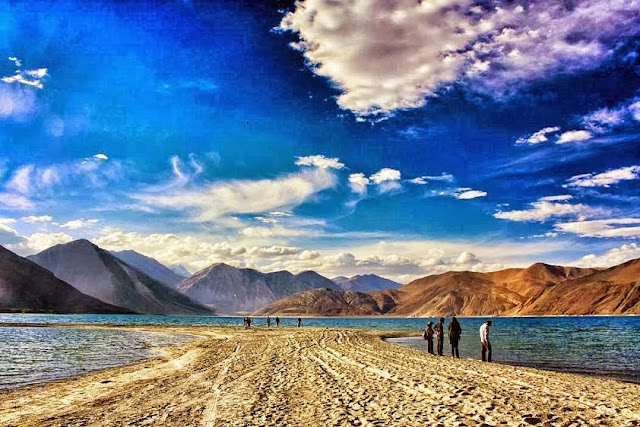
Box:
[0,314,638,386]
[0,326,197,390]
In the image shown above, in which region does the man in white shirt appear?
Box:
[479,320,492,362]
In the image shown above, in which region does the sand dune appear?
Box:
[1,325,639,426]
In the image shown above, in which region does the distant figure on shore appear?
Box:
[247,317,252,329]
[423,321,434,354]
[243,317,247,328]
[266,316,271,327]
[434,317,445,356]
[448,317,462,358]
[480,320,492,362]
[276,316,280,327]
[297,317,302,327]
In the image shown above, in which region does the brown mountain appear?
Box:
[28,240,213,315]
[515,258,640,315]
[0,245,131,314]
[254,288,384,316]
[178,264,340,314]
[254,261,636,316]
[385,263,598,317]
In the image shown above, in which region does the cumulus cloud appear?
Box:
[369,168,402,192]
[348,173,370,195]
[454,188,487,200]
[93,153,108,161]
[21,215,53,223]
[0,222,22,245]
[555,218,640,238]
[494,197,603,222]
[59,219,99,229]
[295,155,345,170]
[16,232,73,253]
[279,0,640,117]
[582,97,640,133]
[575,243,640,268]
[556,130,592,144]
[565,166,640,188]
[516,126,560,144]
[455,251,481,264]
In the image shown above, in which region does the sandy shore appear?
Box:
[1,325,639,426]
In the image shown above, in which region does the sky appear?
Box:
[1,0,639,282]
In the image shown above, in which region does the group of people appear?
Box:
[243,316,304,328]
[422,318,492,362]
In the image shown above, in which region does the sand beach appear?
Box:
[1,325,639,426]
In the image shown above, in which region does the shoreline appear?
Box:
[1,324,639,426]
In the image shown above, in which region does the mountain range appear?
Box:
[332,274,401,292]
[111,250,186,288]
[0,245,131,314]
[27,240,212,315]
[255,261,640,316]
[179,263,340,313]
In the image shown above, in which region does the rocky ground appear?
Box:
[1,325,639,426]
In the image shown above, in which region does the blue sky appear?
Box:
[1,0,639,281]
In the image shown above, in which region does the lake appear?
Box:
[0,314,638,388]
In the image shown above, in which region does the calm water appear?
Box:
[0,314,638,387]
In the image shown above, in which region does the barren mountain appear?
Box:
[332,274,401,292]
[253,288,383,316]
[28,240,212,315]
[0,245,131,314]
[178,264,339,313]
[112,250,185,288]
[516,258,640,315]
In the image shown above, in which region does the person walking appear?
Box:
[424,321,435,354]
[275,316,280,327]
[479,320,492,362]
[434,317,445,356]
[266,316,271,327]
[297,317,302,328]
[448,317,462,358]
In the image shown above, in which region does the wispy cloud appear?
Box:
[295,155,345,170]
[59,219,99,229]
[555,218,640,238]
[494,196,604,222]
[516,126,560,145]
[454,188,487,200]
[556,130,592,144]
[565,166,640,188]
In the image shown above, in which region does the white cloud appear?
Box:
[582,97,640,133]
[93,153,108,161]
[555,218,640,238]
[455,251,481,264]
[454,188,487,200]
[574,243,640,268]
[370,168,401,184]
[16,232,73,253]
[134,167,337,223]
[494,197,602,222]
[295,155,345,170]
[59,219,99,229]
[0,85,37,120]
[538,195,573,202]
[565,166,640,188]
[21,215,53,223]
[516,126,560,144]
[556,130,592,144]
[279,0,640,116]
[5,165,34,194]
[0,192,33,210]
[408,173,454,185]
[348,173,370,195]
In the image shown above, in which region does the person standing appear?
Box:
[479,320,492,362]
[448,317,462,358]
[243,317,248,329]
[247,317,252,329]
[297,317,302,328]
[275,316,280,327]
[424,321,435,355]
[266,316,271,327]
[434,317,445,356]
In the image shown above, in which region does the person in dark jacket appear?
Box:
[448,317,462,358]
[275,316,280,327]
[434,317,445,356]
[424,321,435,354]
[297,317,302,327]
[266,316,271,327]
